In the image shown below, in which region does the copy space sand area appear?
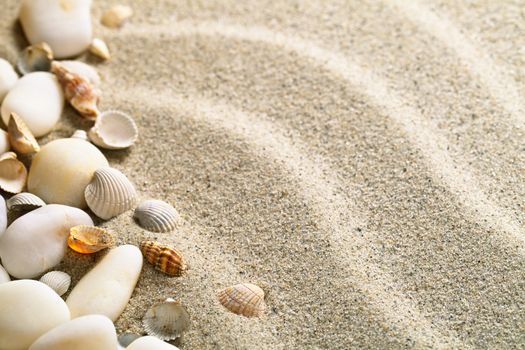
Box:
[2,0,525,349]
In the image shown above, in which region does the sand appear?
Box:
[1,0,525,349]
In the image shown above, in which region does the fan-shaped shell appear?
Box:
[68,225,115,254]
[84,167,137,220]
[143,298,190,341]
[7,112,40,154]
[39,271,71,296]
[140,241,186,277]
[16,42,53,75]
[134,200,178,233]
[218,283,265,317]
[7,192,45,212]
[88,110,138,150]
[0,152,27,194]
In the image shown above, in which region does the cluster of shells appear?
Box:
[0,1,267,350]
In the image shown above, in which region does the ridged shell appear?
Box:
[16,42,53,75]
[140,241,186,277]
[0,152,27,194]
[7,192,45,211]
[134,200,178,233]
[88,110,138,150]
[68,225,115,254]
[85,167,137,220]
[118,333,141,348]
[143,298,190,341]
[218,283,266,317]
[39,271,71,296]
[71,129,88,141]
[101,5,133,28]
[89,38,111,60]
[7,112,40,154]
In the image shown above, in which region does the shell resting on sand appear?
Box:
[88,110,138,150]
[134,199,179,233]
[140,241,186,277]
[143,298,190,341]
[218,283,266,317]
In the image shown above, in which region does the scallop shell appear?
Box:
[217,283,266,317]
[39,271,71,296]
[0,152,27,194]
[118,333,141,348]
[101,5,133,28]
[89,38,110,60]
[84,167,137,219]
[143,298,190,341]
[68,225,115,254]
[7,112,40,154]
[140,241,186,277]
[88,110,138,150]
[16,42,53,75]
[134,200,178,233]
[51,61,100,120]
[7,192,45,212]
[71,129,88,141]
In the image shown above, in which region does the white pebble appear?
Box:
[127,336,180,350]
[0,58,18,102]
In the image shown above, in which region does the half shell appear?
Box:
[68,225,115,254]
[7,192,45,212]
[39,271,71,296]
[0,152,27,193]
[101,5,133,28]
[134,200,178,233]
[16,43,53,75]
[217,283,266,317]
[7,112,40,154]
[140,241,186,277]
[84,167,137,219]
[89,38,111,60]
[143,298,190,341]
[88,110,138,150]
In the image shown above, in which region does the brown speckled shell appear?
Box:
[217,283,265,317]
[140,241,186,277]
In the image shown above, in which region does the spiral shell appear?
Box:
[7,112,40,154]
[16,42,53,75]
[0,152,27,194]
[134,200,178,233]
[218,283,266,317]
[88,110,138,150]
[143,298,190,341]
[39,271,71,296]
[68,225,115,254]
[140,241,186,277]
[84,167,137,220]
[7,192,45,212]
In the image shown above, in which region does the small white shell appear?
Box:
[16,43,53,75]
[134,200,179,233]
[88,110,138,150]
[58,61,100,86]
[0,152,27,194]
[143,298,190,341]
[39,271,71,296]
[89,38,111,60]
[71,129,88,141]
[7,192,45,212]
[85,167,137,220]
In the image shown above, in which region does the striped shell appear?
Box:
[84,167,137,220]
[7,192,45,211]
[39,271,71,296]
[143,298,190,341]
[68,225,115,254]
[140,241,186,277]
[0,152,27,194]
[88,110,138,150]
[7,112,40,154]
[134,200,178,233]
[218,283,266,317]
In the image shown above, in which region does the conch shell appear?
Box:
[7,112,40,154]
[140,241,186,277]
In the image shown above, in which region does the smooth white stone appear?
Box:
[28,315,117,350]
[0,58,18,102]
[0,129,11,154]
[1,72,64,137]
[0,194,6,236]
[0,204,93,278]
[0,280,70,350]
[59,60,101,86]
[66,245,143,321]
[19,0,93,59]
[126,337,180,350]
[0,264,10,284]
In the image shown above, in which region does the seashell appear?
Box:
[88,110,138,150]
[118,333,141,348]
[71,129,88,141]
[39,271,71,296]
[101,5,133,28]
[84,167,137,219]
[16,43,53,75]
[0,58,18,102]
[59,61,100,86]
[134,200,179,233]
[8,112,40,154]
[143,298,190,341]
[217,283,266,317]
[89,38,111,60]
[19,0,93,59]
[7,192,45,213]
[51,61,100,120]
[68,225,115,254]
[0,152,27,194]
[140,241,186,277]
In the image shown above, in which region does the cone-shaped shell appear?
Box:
[85,167,137,219]
[7,192,45,211]
[16,43,53,75]
[218,283,265,317]
[143,298,190,341]
[134,200,178,233]
[68,225,115,254]
[39,271,71,296]
[89,38,110,60]
[0,152,27,193]
[140,241,186,277]
[88,110,138,150]
[8,112,40,154]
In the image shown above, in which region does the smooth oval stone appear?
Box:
[1,72,64,137]
[0,204,93,278]
[28,315,117,350]
[0,58,18,102]
[19,0,93,59]
[0,194,6,237]
[127,337,180,350]
[28,138,108,208]
[0,129,10,154]
[0,280,70,350]
[66,245,143,321]
[0,264,10,284]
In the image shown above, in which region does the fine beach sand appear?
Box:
[1,0,525,349]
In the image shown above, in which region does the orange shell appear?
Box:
[68,225,115,254]
[217,283,265,317]
[140,241,186,277]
